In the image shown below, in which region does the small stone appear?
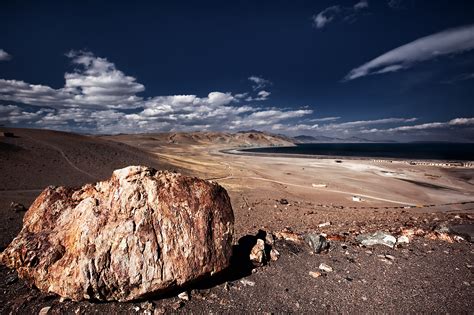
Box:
[318,222,331,228]
[356,231,397,248]
[319,263,333,272]
[385,254,395,260]
[240,279,255,287]
[397,235,410,244]
[141,302,154,311]
[10,202,26,212]
[39,306,51,315]
[265,233,275,246]
[309,271,322,278]
[178,291,190,301]
[305,233,330,254]
[279,199,289,205]
[362,296,367,301]
[249,239,266,266]
[270,248,280,261]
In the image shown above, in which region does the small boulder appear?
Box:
[356,231,396,248]
[304,233,330,254]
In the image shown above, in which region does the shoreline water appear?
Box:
[221,145,474,167]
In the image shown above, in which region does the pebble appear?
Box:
[270,248,280,261]
[178,291,190,301]
[319,263,333,272]
[397,235,410,244]
[240,279,256,287]
[309,271,322,278]
[39,307,51,315]
[318,222,331,228]
[385,254,395,260]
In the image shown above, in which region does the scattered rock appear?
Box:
[309,271,322,278]
[425,232,454,243]
[356,231,397,248]
[270,248,280,261]
[10,202,26,212]
[240,279,255,287]
[265,232,275,246]
[397,235,410,244]
[318,222,331,228]
[274,228,301,243]
[319,263,333,272]
[304,233,330,254]
[141,302,154,311]
[249,239,266,266]
[279,198,289,205]
[178,291,190,301]
[384,254,395,260]
[0,166,234,302]
[39,306,51,315]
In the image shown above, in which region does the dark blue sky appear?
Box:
[1,0,474,141]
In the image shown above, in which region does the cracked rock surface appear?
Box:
[0,166,234,302]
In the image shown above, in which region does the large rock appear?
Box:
[0,166,234,301]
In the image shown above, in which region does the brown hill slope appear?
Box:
[0,128,179,192]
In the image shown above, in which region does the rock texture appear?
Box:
[0,166,234,301]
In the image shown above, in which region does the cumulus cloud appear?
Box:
[312,1,369,29]
[0,51,313,134]
[248,75,271,90]
[0,49,11,61]
[344,24,474,80]
[0,50,144,109]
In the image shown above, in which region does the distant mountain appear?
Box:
[293,135,342,143]
[293,135,397,143]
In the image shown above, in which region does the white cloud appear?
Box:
[354,1,369,10]
[360,117,474,133]
[248,75,271,90]
[0,51,314,134]
[319,117,417,131]
[246,90,271,101]
[0,50,144,109]
[0,49,11,61]
[309,116,341,122]
[312,2,369,29]
[344,24,474,80]
[449,117,474,125]
[312,6,340,29]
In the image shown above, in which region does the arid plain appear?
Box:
[1,128,473,313]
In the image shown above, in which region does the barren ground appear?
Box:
[1,129,473,313]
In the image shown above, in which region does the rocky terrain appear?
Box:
[0,128,473,313]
